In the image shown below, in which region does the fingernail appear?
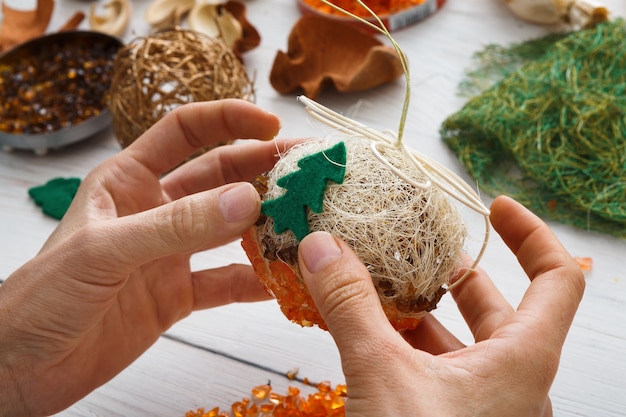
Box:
[219,183,258,223]
[300,231,342,273]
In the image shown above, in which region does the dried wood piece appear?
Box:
[0,0,85,52]
[270,15,404,99]
[223,1,261,55]
[0,0,54,52]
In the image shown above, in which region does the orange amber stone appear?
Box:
[231,401,247,417]
[251,384,271,400]
[260,403,274,413]
[246,404,259,415]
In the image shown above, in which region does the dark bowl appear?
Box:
[0,30,123,154]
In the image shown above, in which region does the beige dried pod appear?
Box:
[89,0,132,37]
[144,0,195,29]
[188,2,243,49]
[505,0,609,27]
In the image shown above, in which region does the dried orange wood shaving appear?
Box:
[0,0,84,52]
[270,15,404,99]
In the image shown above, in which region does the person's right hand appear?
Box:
[298,195,585,417]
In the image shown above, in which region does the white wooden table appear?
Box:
[1,0,625,415]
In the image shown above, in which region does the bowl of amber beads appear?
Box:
[0,31,123,154]
[296,0,446,33]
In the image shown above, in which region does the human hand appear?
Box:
[0,100,283,416]
[298,195,585,417]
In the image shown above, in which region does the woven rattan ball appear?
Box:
[109,29,254,149]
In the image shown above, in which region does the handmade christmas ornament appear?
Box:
[28,177,81,220]
[442,18,626,239]
[244,1,490,332]
[88,0,132,37]
[0,0,84,52]
[108,29,254,150]
[270,14,404,99]
[504,0,609,28]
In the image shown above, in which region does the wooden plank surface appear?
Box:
[1,0,625,415]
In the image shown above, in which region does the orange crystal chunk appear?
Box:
[251,384,272,400]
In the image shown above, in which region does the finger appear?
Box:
[450,256,514,342]
[125,100,281,176]
[489,196,585,346]
[161,138,298,201]
[298,232,403,357]
[87,182,261,272]
[191,264,273,310]
[401,314,465,354]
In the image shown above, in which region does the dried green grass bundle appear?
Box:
[442,19,626,238]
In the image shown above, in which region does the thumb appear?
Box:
[93,182,261,270]
[299,232,398,354]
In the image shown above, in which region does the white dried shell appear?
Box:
[188,3,243,49]
[144,0,195,29]
[89,0,132,37]
[505,0,609,27]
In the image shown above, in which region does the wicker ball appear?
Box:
[109,29,254,149]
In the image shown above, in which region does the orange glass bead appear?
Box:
[260,403,274,413]
[246,403,259,416]
[272,404,287,417]
[317,381,331,393]
[269,392,284,405]
[251,384,272,400]
[231,401,247,417]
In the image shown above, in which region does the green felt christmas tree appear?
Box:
[262,141,347,241]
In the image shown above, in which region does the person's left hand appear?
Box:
[0,99,282,417]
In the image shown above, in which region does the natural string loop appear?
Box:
[320,0,410,145]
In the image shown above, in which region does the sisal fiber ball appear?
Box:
[242,135,467,331]
[108,29,254,149]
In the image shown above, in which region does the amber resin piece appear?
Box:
[270,15,404,99]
